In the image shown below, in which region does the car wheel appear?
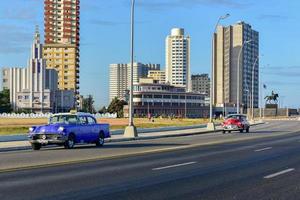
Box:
[31,143,41,150]
[64,134,75,149]
[222,130,226,134]
[96,132,105,147]
[246,127,250,133]
[228,131,231,133]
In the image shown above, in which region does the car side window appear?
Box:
[87,116,96,125]
[79,116,88,125]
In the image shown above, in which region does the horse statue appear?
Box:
[264,91,279,104]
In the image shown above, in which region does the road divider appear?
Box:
[254,147,272,152]
[152,162,197,171]
[264,168,295,179]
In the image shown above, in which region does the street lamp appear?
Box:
[236,40,252,114]
[124,0,138,137]
[259,64,269,119]
[207,13,230,130]
[251,54,263,120]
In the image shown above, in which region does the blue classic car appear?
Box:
[28,112,110,150]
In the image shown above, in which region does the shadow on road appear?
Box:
[39,143,187,151]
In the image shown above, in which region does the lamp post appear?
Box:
[251,54,262,120]
[124,0,138,137]
[236,40,252,114]
[207,14,230,130]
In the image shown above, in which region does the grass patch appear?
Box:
[0,127,30,135]
[0,118,221,136]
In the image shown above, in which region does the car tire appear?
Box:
[222,130,226,134]
[64,134,75,149]
[96,132,105,147]
[31,143,41,150]
[228,131,231,133]
[246,127,250,133]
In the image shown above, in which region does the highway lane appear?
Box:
[0,121,300,199]
[0,120,297,170]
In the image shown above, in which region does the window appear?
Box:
[87,117,96,124]
[79,116,88,125]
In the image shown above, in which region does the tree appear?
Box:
[98,106,107,114]
[0,89,12,113]
[81,95,96,113]
[107,97,127,118]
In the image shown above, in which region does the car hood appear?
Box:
[33,124,65,134]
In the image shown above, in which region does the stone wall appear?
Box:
[247,108,298,118]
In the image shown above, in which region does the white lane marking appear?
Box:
[152,162,197,171]
[264,168,295,179]
[254,147,272,152]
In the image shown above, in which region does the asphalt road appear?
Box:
[1,120,300,200]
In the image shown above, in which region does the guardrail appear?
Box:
[0,113,117,119]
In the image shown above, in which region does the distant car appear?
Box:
[222,114,250,134]
[28,112,110,150]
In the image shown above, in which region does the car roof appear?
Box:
[227,114,247,117]
[52,112,94,117]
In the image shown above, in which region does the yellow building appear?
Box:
[147,70,166,84]
[43,44,79,92]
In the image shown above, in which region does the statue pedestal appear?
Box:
[265,104,278,109]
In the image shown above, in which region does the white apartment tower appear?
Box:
[166,28,191,91]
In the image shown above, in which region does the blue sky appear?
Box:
[0,0,299,109]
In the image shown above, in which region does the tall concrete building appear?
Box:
[191,74,210,95]
[43,0,80,94]
[109,63,160,102]
[213,21,259,109]
[165,28,191,91]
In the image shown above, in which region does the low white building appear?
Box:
[1,27,74,113]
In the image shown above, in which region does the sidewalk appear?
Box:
[0,126,222,152]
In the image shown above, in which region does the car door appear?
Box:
[77,116,89,143]
[86,116,98,142]
[241,116,248,129]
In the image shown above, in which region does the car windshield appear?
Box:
[49,115,79,125]
[226,115,241,120]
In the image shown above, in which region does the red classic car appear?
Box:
[222,114,250,134]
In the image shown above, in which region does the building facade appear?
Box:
[2,28,74,113]
[191,74,210,95]
[109,62,160,103]
[123,80,209,118]
[43,0,80,94]
[148,70,166,84]
[3,29,57,112]
[213,21,259,109]
[166,28,191,91]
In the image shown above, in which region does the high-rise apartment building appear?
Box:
[109,63,160,102]
[43,0,80,94]
[166,28,191,91]
[213,21,259,109]
[191,74,210,95]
